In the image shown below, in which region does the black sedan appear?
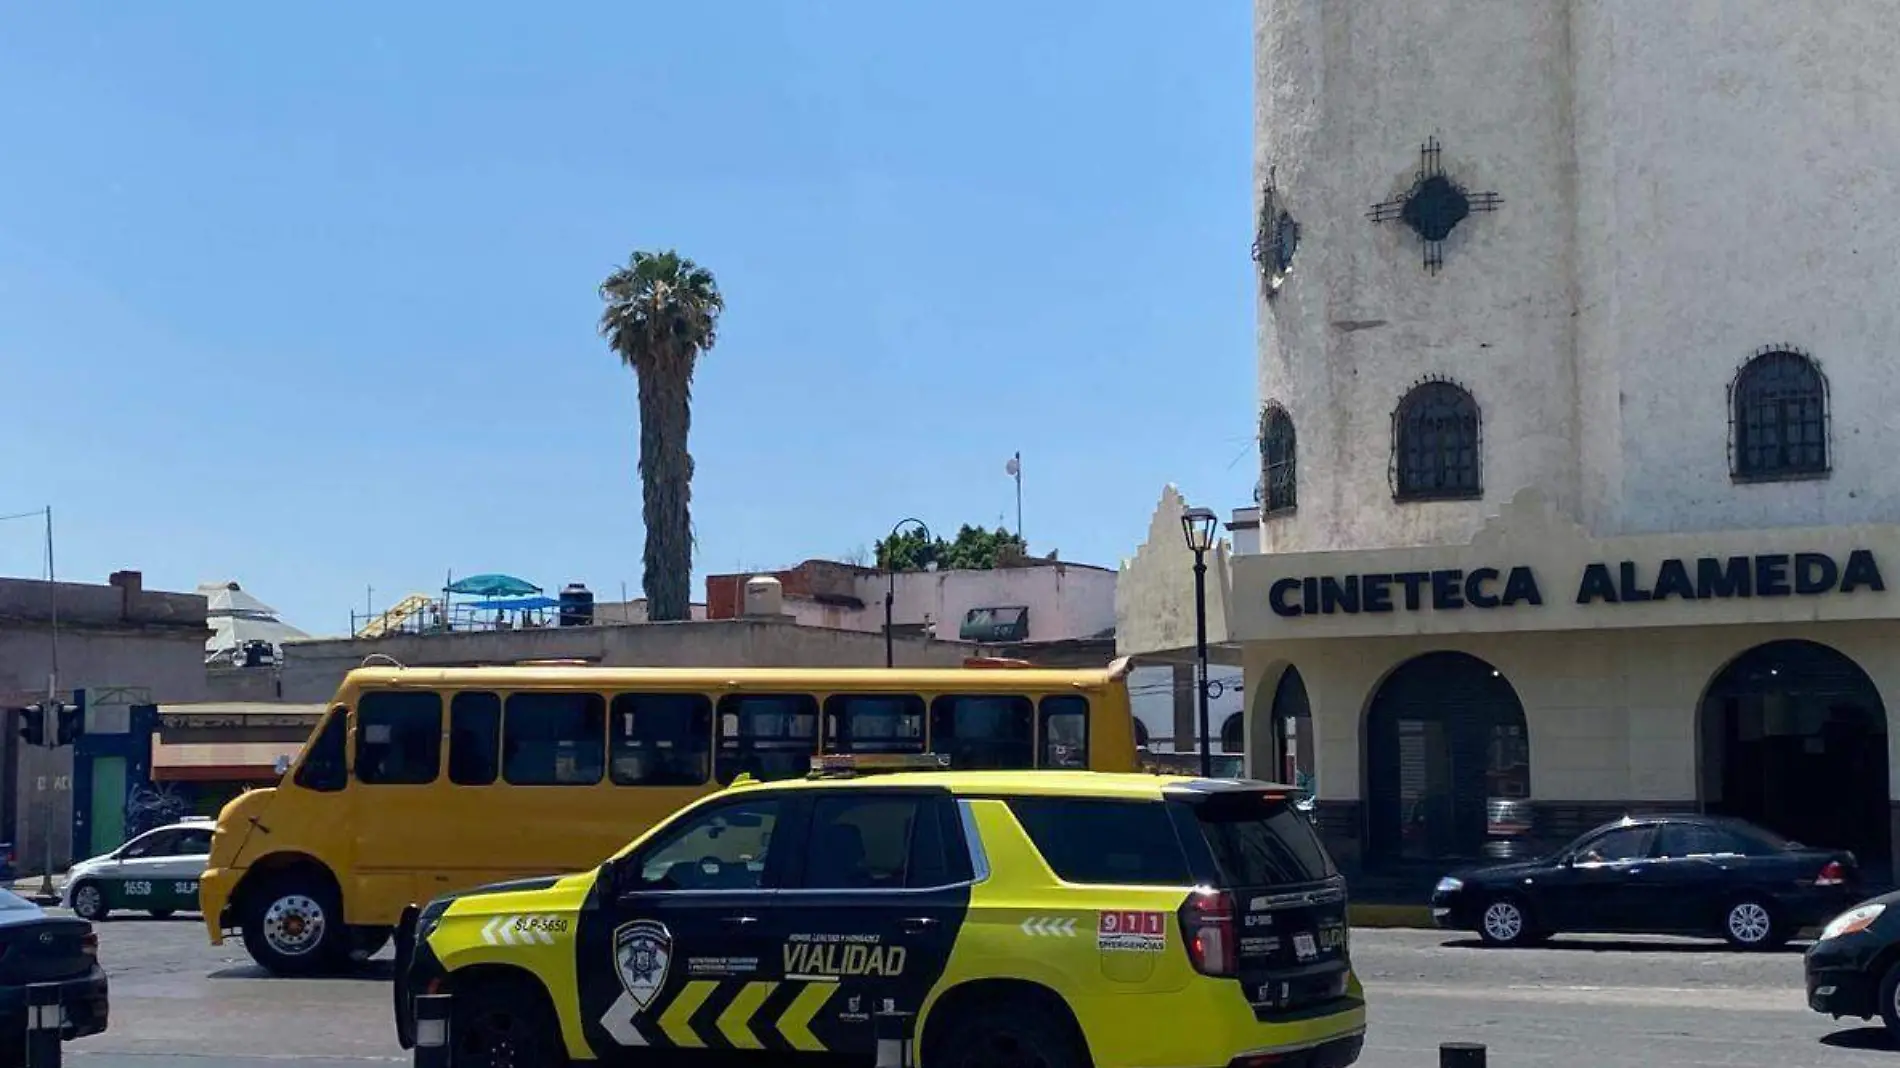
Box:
[0,887,107,1057]
[1431,814,1859,949]
[1806,890,1900,1033]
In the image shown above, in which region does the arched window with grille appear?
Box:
[1392,380,1482,501]
[1730,348,1829,481]
[1259,404,1297,515]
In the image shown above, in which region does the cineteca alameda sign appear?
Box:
[1267,550,1885,618]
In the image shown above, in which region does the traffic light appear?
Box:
[17,704,44,747]
[55,695,82,747]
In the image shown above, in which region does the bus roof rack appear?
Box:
[808,752,953,778]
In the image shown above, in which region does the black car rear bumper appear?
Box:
[1231,1030,1364,1068]
[0,967,108,1040]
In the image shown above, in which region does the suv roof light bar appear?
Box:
[808,752,952,778]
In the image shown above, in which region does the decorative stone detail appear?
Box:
[1367,137,1502,273]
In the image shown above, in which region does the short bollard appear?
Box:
[413,993,452,1068]
[25,983,61,1068]
[1440,1041,1486,1068]
[873,1009,915,1068]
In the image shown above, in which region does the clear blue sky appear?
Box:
[0,2,1257,634]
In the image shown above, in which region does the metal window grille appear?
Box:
[1259,405,1298,514]
[1391,379,1483,501]
[1729,347,1829,481]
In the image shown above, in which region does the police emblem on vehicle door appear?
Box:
[613,920,672,1011]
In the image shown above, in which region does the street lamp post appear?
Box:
[1180,506,1220,777]
[884,518,931,668]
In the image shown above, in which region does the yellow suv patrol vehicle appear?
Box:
[392,756,1365,1068]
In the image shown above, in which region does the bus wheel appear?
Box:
[241,875,343,975]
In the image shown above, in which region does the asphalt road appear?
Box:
[51,917,1900,1068]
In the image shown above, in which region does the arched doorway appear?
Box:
[1219,713,1243,753]
[1365,652,1529,865]
[1269,667,1314,790]
[1698,640,1889,868]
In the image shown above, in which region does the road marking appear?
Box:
[660,981,717,1048]
[716,981,776,1049]
[1020,916,1077,937]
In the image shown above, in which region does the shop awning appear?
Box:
[151,738,300,782]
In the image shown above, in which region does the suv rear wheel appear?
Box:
[929,1002,1087,1068]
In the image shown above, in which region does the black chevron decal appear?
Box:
[689,980,740,1050]
[751,980,804,1053]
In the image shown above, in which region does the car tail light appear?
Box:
[1181,889,1236,977]
[1817,861,1847,887]
[80,932,97,957]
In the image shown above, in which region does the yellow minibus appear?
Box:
[200,659,1137,974]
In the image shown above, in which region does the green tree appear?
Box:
[874,523,1029,571]
[598,250,724,622]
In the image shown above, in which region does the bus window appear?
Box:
[354,692,443,785]
[449,692,502,786]
[503,692,606,785]
[1039,695,1089,769]
[824,694,925,754]
[929,695,1033,770]
[716,694,818,783]
[611,693,712,786]
[294,707,348,792]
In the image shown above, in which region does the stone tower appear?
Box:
[1255,0,1900,553]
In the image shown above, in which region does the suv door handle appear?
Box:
[899,916,938,932]
[722,915,759,927]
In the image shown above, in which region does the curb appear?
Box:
[1348,903,1434,929]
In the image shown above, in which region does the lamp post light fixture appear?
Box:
[1180,505,1220,777]
[884,518,932,668]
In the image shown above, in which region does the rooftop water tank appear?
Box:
[559,583,595,627]
[742,575,784,618]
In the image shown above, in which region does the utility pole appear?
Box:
[39,507,57,900]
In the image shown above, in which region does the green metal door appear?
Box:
[88,757,126,858]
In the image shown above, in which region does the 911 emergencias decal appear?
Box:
[1097,910,1167,953]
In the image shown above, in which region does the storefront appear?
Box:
[1121,488,1900,883]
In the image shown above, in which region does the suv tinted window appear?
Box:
[632,797,783,892]
[1008,798,1190,885]
[294,708,348,792]
[355,691,443,785]
[1190,792,1336,887]
[804,795,919,890]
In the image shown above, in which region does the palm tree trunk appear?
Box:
[636,355,694,622]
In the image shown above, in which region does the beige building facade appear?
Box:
[1121,488,1900,881]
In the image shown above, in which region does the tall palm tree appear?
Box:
[598,250,724,622]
